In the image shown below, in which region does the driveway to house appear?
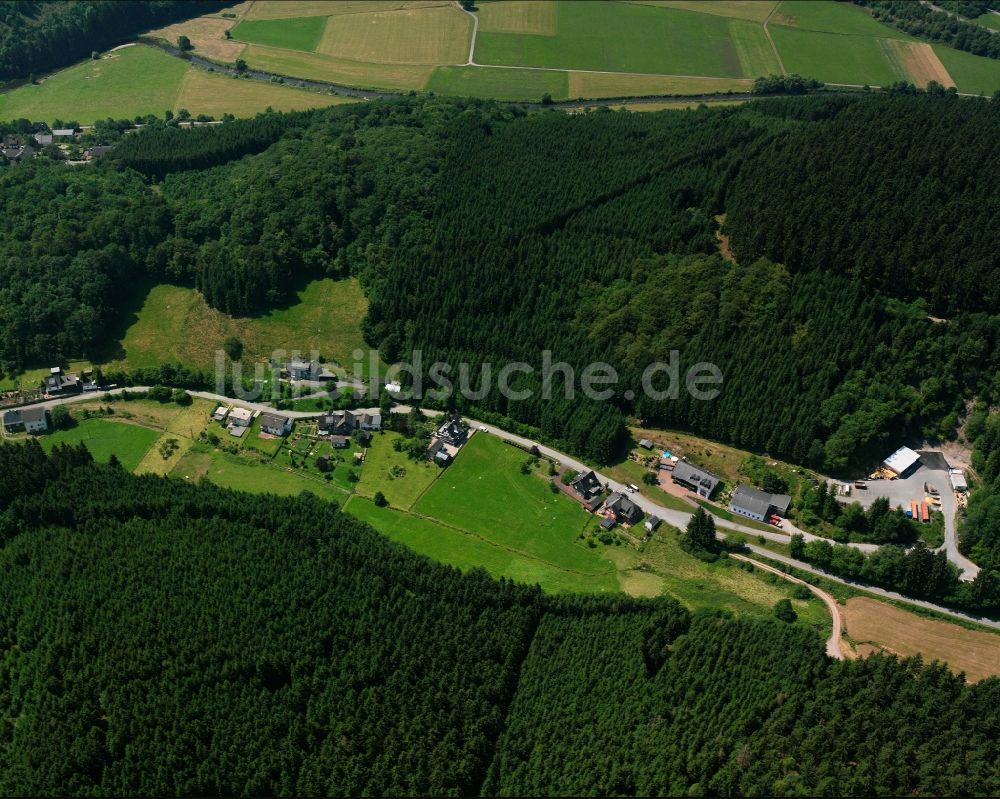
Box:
[732,553,844,659]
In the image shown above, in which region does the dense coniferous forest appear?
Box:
[3,94,999,473]
[0,1,226,82]
[2,445,1000,796]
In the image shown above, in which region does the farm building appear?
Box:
[259,412,292,437]
[52,128,75,138]
[671,460,720,498]
[728,485,791,522]
[2,406,48,434]
[883,446,921,478]
[950,469,968,492]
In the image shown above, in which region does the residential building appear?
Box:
[639,439,654,449]
[84,145,112,159]
[287,358,318,381]
[259,412,292,437]
[2,406,49,434]
[670,460,720,498]
[43,367,81,396]
[571,470,604,510]
[212,406,229,423]
[330,435,349,449]
[32,132,53,147]
[883,446,921,478]
[228,407,253,428]
[357,412,382,431]
[437,417,468,446]
[728,484,791,522]
[644,516,661,533]
[428,438,451,465]
[319,410,355,436]
[605,492,643,525]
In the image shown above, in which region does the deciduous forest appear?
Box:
[3,445,1000,796]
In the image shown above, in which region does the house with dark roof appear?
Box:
[319,411,355,437]
[644,516,662,533]
[32,132,53,147]
[43,367,81,396]
[571,470,603,500]
[605,492,644,525]
[2,406,48,434]
[437,417,468,447]
[357,412,381,431]
[287,358,319,381]
[259,412,292,437]
[670,460,720,498]
[728,485,791,522]
[84,145,112,159]
[330,435,349,449]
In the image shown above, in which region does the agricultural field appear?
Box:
[0,44,352,125]
[241,44,433,90]
[40,418,160,472]
[627,1,779,23]
[146,3,251,62]
[844,597,1000,681]
[230,15,329,51]
[244,1,451,20]
[932,45,1000,95]
[346,496,620,594]
[767,26,908,86]
[0,45,187,124]
[426,66,569,102]
[566,71,752,98]
[476,1,560,34]
[413,434,607,574]
[770,0,910,38]
[475,2,762,77]
[316,5,472,65]
[107,277,375,376]
[174,69,357,116]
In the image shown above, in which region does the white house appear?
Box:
[212,406,229,423]
[287,359,319,381]
[259,412,292,437]
[228,407,253,428]
[2,406,48,434]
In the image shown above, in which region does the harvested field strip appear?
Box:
[844,596,1000,682]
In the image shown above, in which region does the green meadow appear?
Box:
[230,15,328,51]
[40,418,159,472]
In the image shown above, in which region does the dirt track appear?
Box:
[732,553,844,659]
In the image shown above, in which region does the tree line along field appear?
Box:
[0,44,356,125]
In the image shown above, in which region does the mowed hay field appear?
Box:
[770,0,910,37]
[475,1,759,77]
[567,71,752,98]
[110,278,375,374]
[231,15,329,51]
[932,45,1000,95]
[844,597,1000,682]
[174,69,357,116]
[244,0,450,20]
[146,7,250,62]
[476,1,559,35]
[0,45,187,123]
[41,419,160,472]
[427,66,568,101]
[626,1,779,23]
[318,6,472,64]
[882,40,953,89]
[768,25,907,86]
[242,44,433,90]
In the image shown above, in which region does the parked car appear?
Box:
[478,425,488,432]
[854,481,867,489]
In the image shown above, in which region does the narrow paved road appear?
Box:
[732,553,844,659]
[455,0,479,65]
